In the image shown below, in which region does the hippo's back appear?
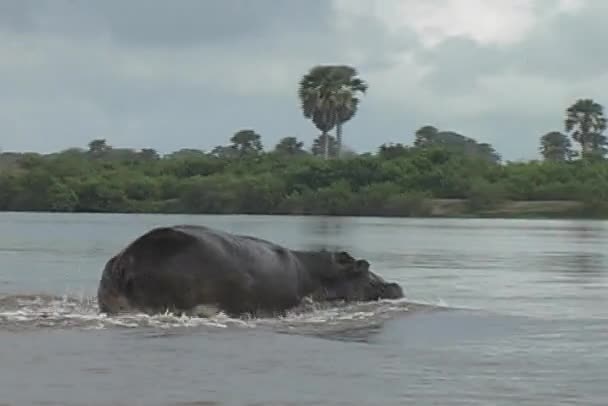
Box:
[166,224,305,313]
[170,224,295,271]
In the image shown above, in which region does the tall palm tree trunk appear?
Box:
[323,131,329,160]
[582,133,592,158]
[336,123,342,158]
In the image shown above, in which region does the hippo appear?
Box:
[97,224,404,318]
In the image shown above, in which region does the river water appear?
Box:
[0,212,607,405]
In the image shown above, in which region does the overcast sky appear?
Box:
[0,0,606,160]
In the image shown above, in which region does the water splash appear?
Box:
[0,292,442,334]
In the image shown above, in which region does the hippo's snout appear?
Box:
[381,282,404,299]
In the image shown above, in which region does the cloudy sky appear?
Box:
[0,0,605,161]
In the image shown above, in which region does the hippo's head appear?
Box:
[312,251,404,303]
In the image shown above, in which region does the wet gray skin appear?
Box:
[97,225,405,318]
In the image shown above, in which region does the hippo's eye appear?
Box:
[336,251,354,264]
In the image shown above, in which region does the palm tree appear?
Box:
[332,67,367,158]
[298,85,335,159]
[298,65,367,159]
[564,98,607,159]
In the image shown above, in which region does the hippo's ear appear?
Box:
[352,259,370,275]
[336,251,355,265]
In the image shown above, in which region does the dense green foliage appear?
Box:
[1,133,607,218]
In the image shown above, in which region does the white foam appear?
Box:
[0,293,435,332]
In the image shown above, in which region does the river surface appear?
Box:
[1,212,607,405]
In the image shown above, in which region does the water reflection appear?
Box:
[306,321,385,343]
[539,252,605,280]
[301,216,350,252]
[308,216,348,237]
[537,221,607,284]
[570,221,608,241]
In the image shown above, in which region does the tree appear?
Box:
[165,149,206,159]
[87,139,111,158]
[539,131,575,162]
[565,98,607,159]
[475,143,502,164]
[210,145,239,160]
[331,67,367,158]
[298,65,367,159]
[298,67,339,160]
[139,148,160,160]
[229,129,263,157]
[414,125,440,147]
[413,126,501,163]
[378,143,411,159]
[274,137,307,156]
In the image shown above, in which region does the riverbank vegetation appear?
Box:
[1,133,607,218]
[1,65,607,218]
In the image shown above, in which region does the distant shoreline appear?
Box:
[3,139,608,220]
[1,199,604,220]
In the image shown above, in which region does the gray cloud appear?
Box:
[416,37,507,94]
[0,0,334,47]
[0,0,42,32]
[415,1,608,91]
[512,2,608,80]
[0,0,606,161]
